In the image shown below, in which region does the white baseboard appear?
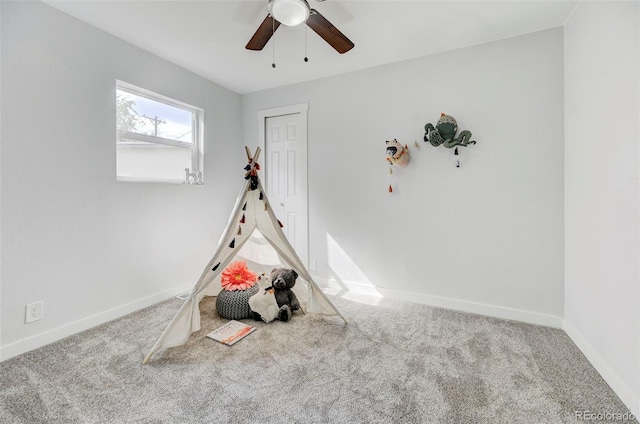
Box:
[563,319,640,419]
[0,283,192,362]
[313,277,564,328]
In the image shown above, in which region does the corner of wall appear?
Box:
[563,319,640,418]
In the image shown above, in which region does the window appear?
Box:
[116,81,203,183]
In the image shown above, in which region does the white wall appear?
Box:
[243,28,565,326]
[564,1,640,416]
[0,1,243,359]
[0,2,3,354]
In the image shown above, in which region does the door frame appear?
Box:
[257,103,309,266]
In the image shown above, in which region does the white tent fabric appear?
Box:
[143,148,346,364]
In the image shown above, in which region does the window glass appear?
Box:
[117,90,193,143]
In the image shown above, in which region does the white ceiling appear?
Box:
[43,0,578,94]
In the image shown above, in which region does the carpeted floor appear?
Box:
[0,293,636,423]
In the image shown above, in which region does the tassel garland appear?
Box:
[212,262,221,272]
[249,176,258,190]
[240,214,245,224]
[244,163,260,190]
[388,185,393,193]
[242,202,247,211]
[229,238,235,248]
[277,219,284,228]
[237,226,242,236]
[259,192,264,200]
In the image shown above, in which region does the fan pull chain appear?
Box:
[272,16,276,68]
[304,24,309,62]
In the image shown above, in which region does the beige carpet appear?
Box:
[0,293,636,423]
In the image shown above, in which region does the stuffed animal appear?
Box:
[248,274,280,323]
[385,139,410,167]
[423,113,476,149]
[249,268,300,322]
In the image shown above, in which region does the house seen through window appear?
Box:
[116,81,203,183]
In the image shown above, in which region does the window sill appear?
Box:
[116,176,203,185]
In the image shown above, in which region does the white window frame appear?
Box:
[116,80,204,184]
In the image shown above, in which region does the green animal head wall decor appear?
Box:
[423,113,477,168]
[424,113,476,149]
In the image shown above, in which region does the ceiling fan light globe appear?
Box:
[268,0,310,27]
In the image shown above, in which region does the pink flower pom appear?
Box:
[221,261,257,291]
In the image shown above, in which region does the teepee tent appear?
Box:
[143,147,346,363]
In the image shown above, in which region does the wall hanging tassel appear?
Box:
[454,147,460,168]
[389,184,393,193]
[240,214,245,224]
[244,164,251,171]
[389,167,393,175]
[212,262,221,272]
[229,238,236,249]
[242,202,247,211]
[259,192,264,200]
[277,219,284,228]
[237,226,242,236]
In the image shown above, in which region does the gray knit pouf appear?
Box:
[216,285,259,320]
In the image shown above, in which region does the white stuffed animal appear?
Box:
[248,274,280,323]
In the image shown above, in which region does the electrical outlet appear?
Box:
[25,301,43,323]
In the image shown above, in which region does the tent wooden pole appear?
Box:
[245,146,261,163]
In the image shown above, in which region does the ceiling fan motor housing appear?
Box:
[268,0,310,26]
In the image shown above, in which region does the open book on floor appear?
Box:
[206,320,256,346]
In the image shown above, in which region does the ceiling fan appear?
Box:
[246,0,354,54]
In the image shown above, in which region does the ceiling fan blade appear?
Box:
[306,9,354,54]
[246,15,281,51]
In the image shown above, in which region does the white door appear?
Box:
[264,112,308,266]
